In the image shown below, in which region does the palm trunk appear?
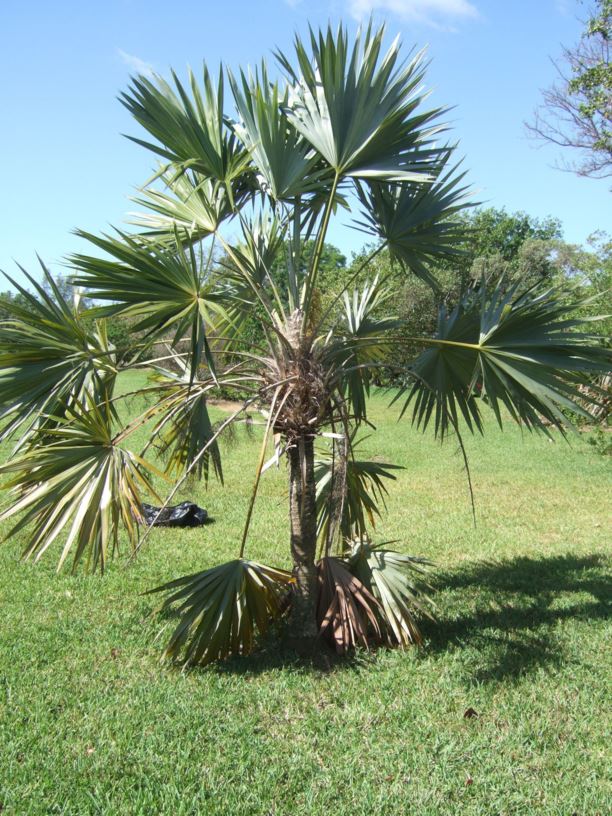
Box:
[287,434,319,646]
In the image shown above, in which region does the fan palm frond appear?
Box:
[348,538,435,646]
[276,22,446,182]
[130,171,234,245]
[149,559,293,666]
[354,160,473,289]
[397,295,484,438]
[400,278,612,438]
[229,64,325,200]
[0,262,117,447]
[71,230,231,379]
[0,396,162,573]
[120,65,250,192]
[316,556,382,653]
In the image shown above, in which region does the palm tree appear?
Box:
[0,23,609,664]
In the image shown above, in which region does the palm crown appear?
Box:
[0,22,609,665]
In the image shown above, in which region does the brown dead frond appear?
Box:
[316,556,382,653]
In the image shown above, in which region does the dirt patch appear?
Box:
[208,399,253,413]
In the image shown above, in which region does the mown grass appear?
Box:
[0,371,610,815]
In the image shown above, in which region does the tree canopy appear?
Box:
[527,0,612,178]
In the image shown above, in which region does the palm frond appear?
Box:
[0,397,162,573]
[397,295,484,438]
[129,170,234,245]
[149,559,293,666]
[354,160,473,290]
[348,538,435,646]
[71,230,230,379]
[231,212,288,290]
[148,367,223,483]
[0,262,117,447]
[322,277,399,420]
[316,556,382,653]
[399,278,612,437]
[211,213,290,329]
[276,22,446,182]
[315,439,402,548]
[229,64,325,200]
[120,65,250,191]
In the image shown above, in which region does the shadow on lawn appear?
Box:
[211,552,610,680]
[213,629,372,677]
[422,552,611,684]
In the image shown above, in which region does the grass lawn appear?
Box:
[0,371,610,815]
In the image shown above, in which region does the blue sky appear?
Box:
[1,0,610,285]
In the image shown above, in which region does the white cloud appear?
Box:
[117,49,155,77]
[347,0,479,27]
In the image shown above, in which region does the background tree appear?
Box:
[0,24,609,666]
[526,0,612,178]
[0,289,36,321]
[40,273,91,309]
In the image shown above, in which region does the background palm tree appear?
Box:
[0,23,609,664]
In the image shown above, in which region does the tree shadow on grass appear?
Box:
[188,552,610,680]
[421,553,611,684]
[211,628,373,678]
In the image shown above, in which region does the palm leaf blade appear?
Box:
[149,559,293,666]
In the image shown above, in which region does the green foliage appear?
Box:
[349,539,435,646]
[0,289,37,320]
[467,207,562,262]
[0,22,609,669]
[103,314,136,364]
[527,0,611,177]
[586,424,612,454]
[149,559,293,666]
[0,395,161,573]
[321,276,400,421]
[570,231,612,341]
[568,0,611,149]
[39,272,92,310]
[0,264,117,446]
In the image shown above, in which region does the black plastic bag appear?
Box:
[141,502,209,528]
